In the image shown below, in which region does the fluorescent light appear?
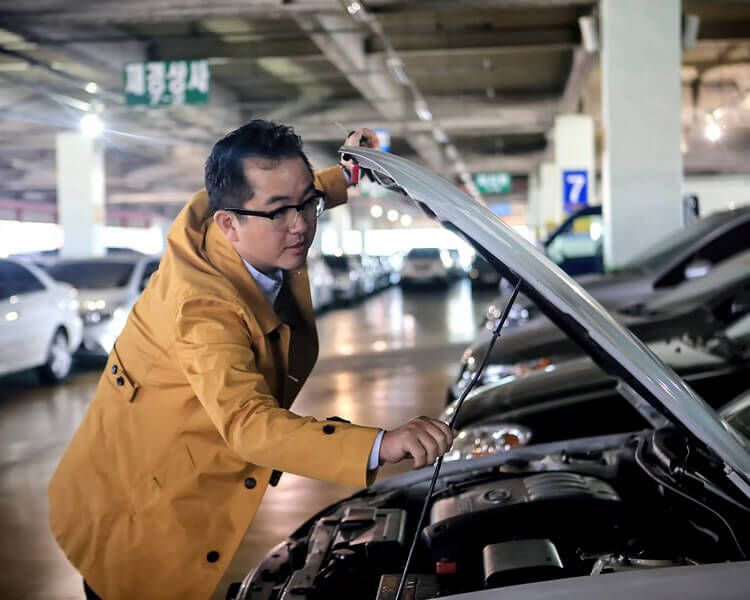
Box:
[85,81,99,94]
[433,128,448,143]
[712,108,725,119]
[400,214,412,226]
[347,1,362,15]
[414,99,432,121]
[80,113,104,137]
[370,204,383,218]
[578,16,599,53]
[386,209,399,222]
[346,1,369,21]
[386,57,410,85]
[705,120,721,143]
[444,144,458,161]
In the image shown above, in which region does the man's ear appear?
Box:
[213,210,240,243]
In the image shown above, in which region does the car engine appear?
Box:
[233,432,749,599]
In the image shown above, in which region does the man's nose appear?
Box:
[289,211,310,234]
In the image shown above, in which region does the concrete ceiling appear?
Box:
[0,0,749,222]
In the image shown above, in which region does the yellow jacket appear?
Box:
[48,167,381,599]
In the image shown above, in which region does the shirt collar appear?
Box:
[242,258,283,307]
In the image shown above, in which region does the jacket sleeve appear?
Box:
[174,295,381,487]
[314,166,348,211]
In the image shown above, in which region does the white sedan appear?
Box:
[0,258,83,382]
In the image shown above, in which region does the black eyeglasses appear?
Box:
[225,190,326,231]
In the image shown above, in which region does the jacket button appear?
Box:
[116,376,125,387]
[111,365,118,374]
[323,424,336,435]
[206,551,220,563]
[269,330,280,341]
[244,477,256,489]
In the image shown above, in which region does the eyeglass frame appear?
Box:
[223,189,326,230]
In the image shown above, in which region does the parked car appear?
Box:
[469,254,501,288]
[44,254,161,355]
[307,252,335,312]
[441,313,750,448]
[451,249,750,400]
[0,258,82,382]
[543,205,604,276]
[324,254,367,303]
[480,205,750,333]
[229,148,750,600]
[401,247,451,287]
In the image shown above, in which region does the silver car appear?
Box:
[44,254,161,355]
[231,149,750,600]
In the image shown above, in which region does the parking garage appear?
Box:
[2,2,750,599]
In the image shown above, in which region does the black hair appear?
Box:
[204,119,314,215]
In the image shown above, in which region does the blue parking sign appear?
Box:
[562,170,588,213]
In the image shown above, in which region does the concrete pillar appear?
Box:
[525,170,541,241]
[56,132,106,258]
[554,114,596,210]
[325,204,352,254]
[600,0,683,268]
[538,162,564,238]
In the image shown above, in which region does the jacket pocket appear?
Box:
[104,344,140,402]
[130,445,196,515]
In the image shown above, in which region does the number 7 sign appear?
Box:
[562,170,589,213]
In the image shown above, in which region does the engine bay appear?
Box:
[234,431,749,599]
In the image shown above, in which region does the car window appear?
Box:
[407,248,440,260]
[546,214,603,264]
[0,261,45,299]
[139,260,160,290]
[323,256,349,271]
[45,261,136,289]
[656,221,750,288]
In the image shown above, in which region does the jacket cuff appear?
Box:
[314,166,348,211]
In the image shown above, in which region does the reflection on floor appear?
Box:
[0,281,496,600]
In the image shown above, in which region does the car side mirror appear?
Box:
[684,259,711,280]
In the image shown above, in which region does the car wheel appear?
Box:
[37,328,73,384]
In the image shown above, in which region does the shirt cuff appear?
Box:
[367,429,385,471]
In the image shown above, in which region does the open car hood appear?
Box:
[339,147,750,492]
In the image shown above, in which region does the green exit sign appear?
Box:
[124,60,210,106]
[473,172,512,194]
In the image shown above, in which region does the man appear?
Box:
[49,120,455,600]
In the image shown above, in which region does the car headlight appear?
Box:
[444,424,532,461]
[484,304,534,330]
[451,357,554,399]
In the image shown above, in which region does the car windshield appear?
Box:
[407,248,440,260]
[45,261,135,289]
[620,211,743,273]
[323,256,349,271]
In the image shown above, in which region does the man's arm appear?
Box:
[175,295,381,487]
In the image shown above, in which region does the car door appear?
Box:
[0,261,53,373]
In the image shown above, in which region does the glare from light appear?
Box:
[444,144,458,161]
[400,214,412,226]
[414,99,432,121]
[705,120,722,143]
[347,1,362,15]
[5,311,19,322]
[386,57,410,85]
[370,204,383,218]
[433,128,448,143]
[80,113,104,137]
[386,209,399,222]
[712,108,725,120]
[333,248,344,257]
[85,81,99,94]
[9,295,18,304]
[590,221,602,241]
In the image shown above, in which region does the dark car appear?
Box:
[229,148,750,600]
[452,250,750,400]
[543,205,604,276]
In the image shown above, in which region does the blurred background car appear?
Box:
[0,258,82,383]
[324,254,365,303]
[469,254,502,288]
[543,205,604,276]
[44,254,161,355]
[401,247,451,287]
[307,251,335,312]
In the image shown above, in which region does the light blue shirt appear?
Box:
[242,258,383,471]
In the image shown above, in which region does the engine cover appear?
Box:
[424,472,622,561]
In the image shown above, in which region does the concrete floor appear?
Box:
[0,281,496,600]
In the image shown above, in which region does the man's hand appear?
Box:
[341,127,379,176]
[379,417,458,469]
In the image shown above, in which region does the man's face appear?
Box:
[217,156,317,273]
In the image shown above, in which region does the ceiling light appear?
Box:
[705,120,721,143]
[578,15,599,53]
[414,99,432,121]
[433,128,448,143]
[370,204,383,218]
[712,108,725,119]
[486,87,496,99]
[444,144,458,161]
[386,57,410,85]
[85,81,99,94]
[682,14,700,50]
[386,209,399,222]
[346,1,370,21]
[400,214,412,226]
[80,113,104,137]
